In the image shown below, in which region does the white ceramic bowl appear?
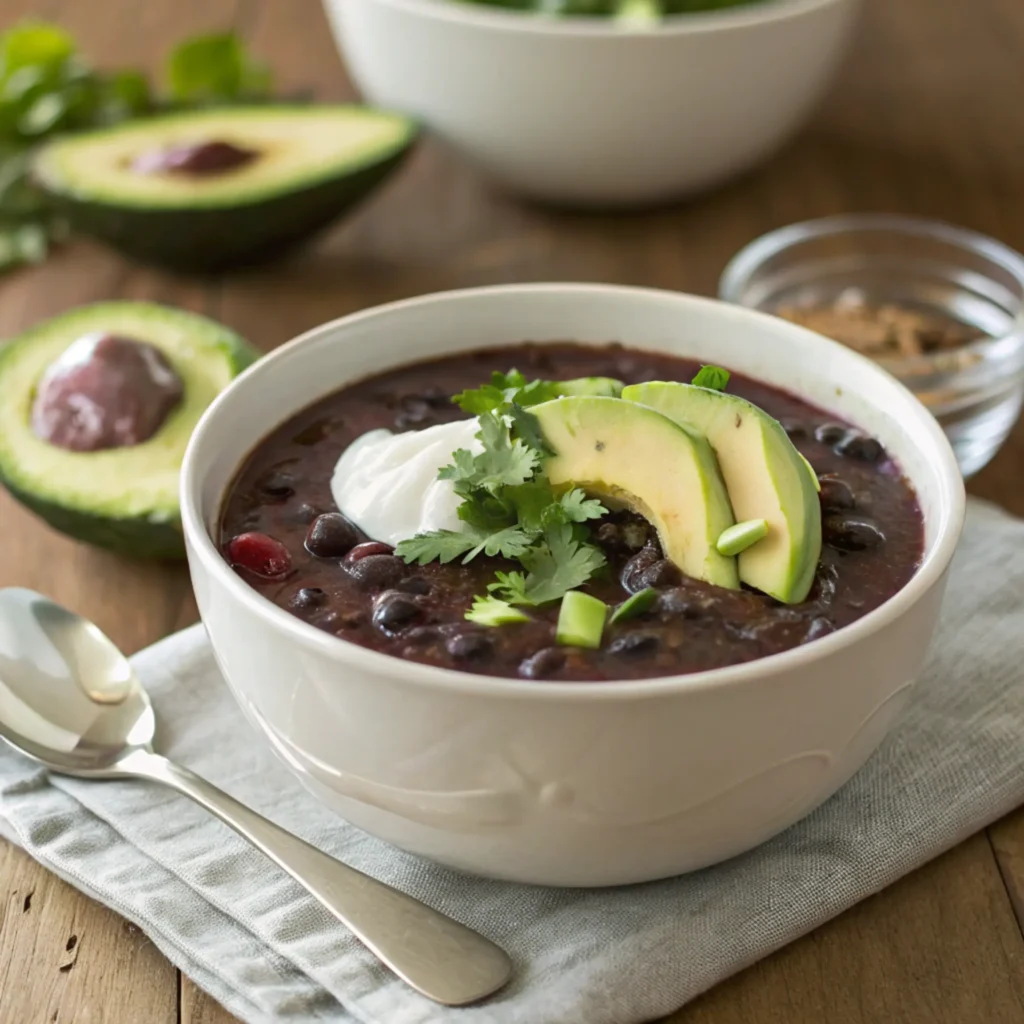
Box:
[182,284,964,887]
[323,0,860,206]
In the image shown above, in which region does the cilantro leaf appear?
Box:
[452,383,507,416]
[488,571,530,604]
[397,522,533,566]
[519,525,607,603]
[437,447,478,486]
[463,525,534,562]
[691,365,731,391]
[556,488,607,524]
[505,480,555,533]
[395,530,481,566]
[465,595,531,626]
[488,525,607,606]
[508,403,553,455]
[166,32,271,103]
[512,377,562,407]
[452,370,560,418]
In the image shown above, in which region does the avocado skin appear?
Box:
[0,319,258,561]
[1,476,188,559]
[37,142,415,274]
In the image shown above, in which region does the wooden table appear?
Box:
[2,0,1024,1020]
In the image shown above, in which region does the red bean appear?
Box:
[227,532,291,579]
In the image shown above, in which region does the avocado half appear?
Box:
[0,302,258,559]
[32,105,417,273]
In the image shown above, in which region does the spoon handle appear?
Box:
[119,748,511,1006]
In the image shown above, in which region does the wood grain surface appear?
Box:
[2,0,1024,1021]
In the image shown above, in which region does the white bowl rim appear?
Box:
[181,282,965,704]
[349,0,851,39]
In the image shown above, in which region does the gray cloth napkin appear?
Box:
[2,497,1024,1024]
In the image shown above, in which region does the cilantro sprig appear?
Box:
[395,370,610,608]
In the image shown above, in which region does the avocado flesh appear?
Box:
[33,106,417,273]
[554,377,624,398]
[622,382,822,604]
[0,302,256,559]
[531,396,739,589]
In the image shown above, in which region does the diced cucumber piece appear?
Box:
[716,519,769,557]
[609,587,658,625]
[556,590,608,648]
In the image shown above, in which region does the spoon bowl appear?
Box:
[0,588,155,774]
[0,587,512,1007]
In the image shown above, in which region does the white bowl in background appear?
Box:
[322,0,860,206]
[181,284,964,887]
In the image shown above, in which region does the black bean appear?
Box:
[804,617,835,643]
[855,490,875,512]
[290,587,326,613]
[256,469,294,499]
[519,647,566,680]
[814,422,848,445]
[658,588,714,619]
[421,386,450,407]
[621,546,660,593]
[608,632,660,656]
[596,522,622,547]
[635,559,682,590]
[345,554,407,590]
[291,502,323,525]
[306,513,360,558]
[372,591,424,636]
[396,576,431,596]
[315,610,342,632]
[818,476,855,512]
[395,398,435,431]
[345,541,394,562]
[404,625,443,646]
[446,632,493,661]
[335,608,365,630]
[835,432,883,463]
[812,563,839,606]
[824,515,886,551]
[291,420,331,446]
[239,511,262,531]
[780,418,808,440]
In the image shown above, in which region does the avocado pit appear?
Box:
[31,333,184,452]
[131,139,259,176]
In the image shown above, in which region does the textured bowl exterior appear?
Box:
[182,284,964,886]
[324,0,859,206]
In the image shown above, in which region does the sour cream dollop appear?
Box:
[331,419,482,546]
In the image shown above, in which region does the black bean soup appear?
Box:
[220,343,924,682]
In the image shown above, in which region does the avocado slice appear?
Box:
[622,382,822,604]
[554,377,624,398]
[0,301,257,559]
[531,396,739,589]
[33,105,417,273]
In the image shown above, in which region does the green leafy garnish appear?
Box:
[691,365,731,391]
[397,371,612,609]
[0,21,272,274]
[609,587,658,625]
[166,33,271,104]
[465,595,531,627]
[488,525,607,606]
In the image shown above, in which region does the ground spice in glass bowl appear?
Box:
[719,215,1024,477]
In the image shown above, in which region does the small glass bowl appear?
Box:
[719,214,1024,478]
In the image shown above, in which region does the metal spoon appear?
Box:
[0,588,512,1006]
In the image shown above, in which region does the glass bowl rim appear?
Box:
[718,213,1024,369]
